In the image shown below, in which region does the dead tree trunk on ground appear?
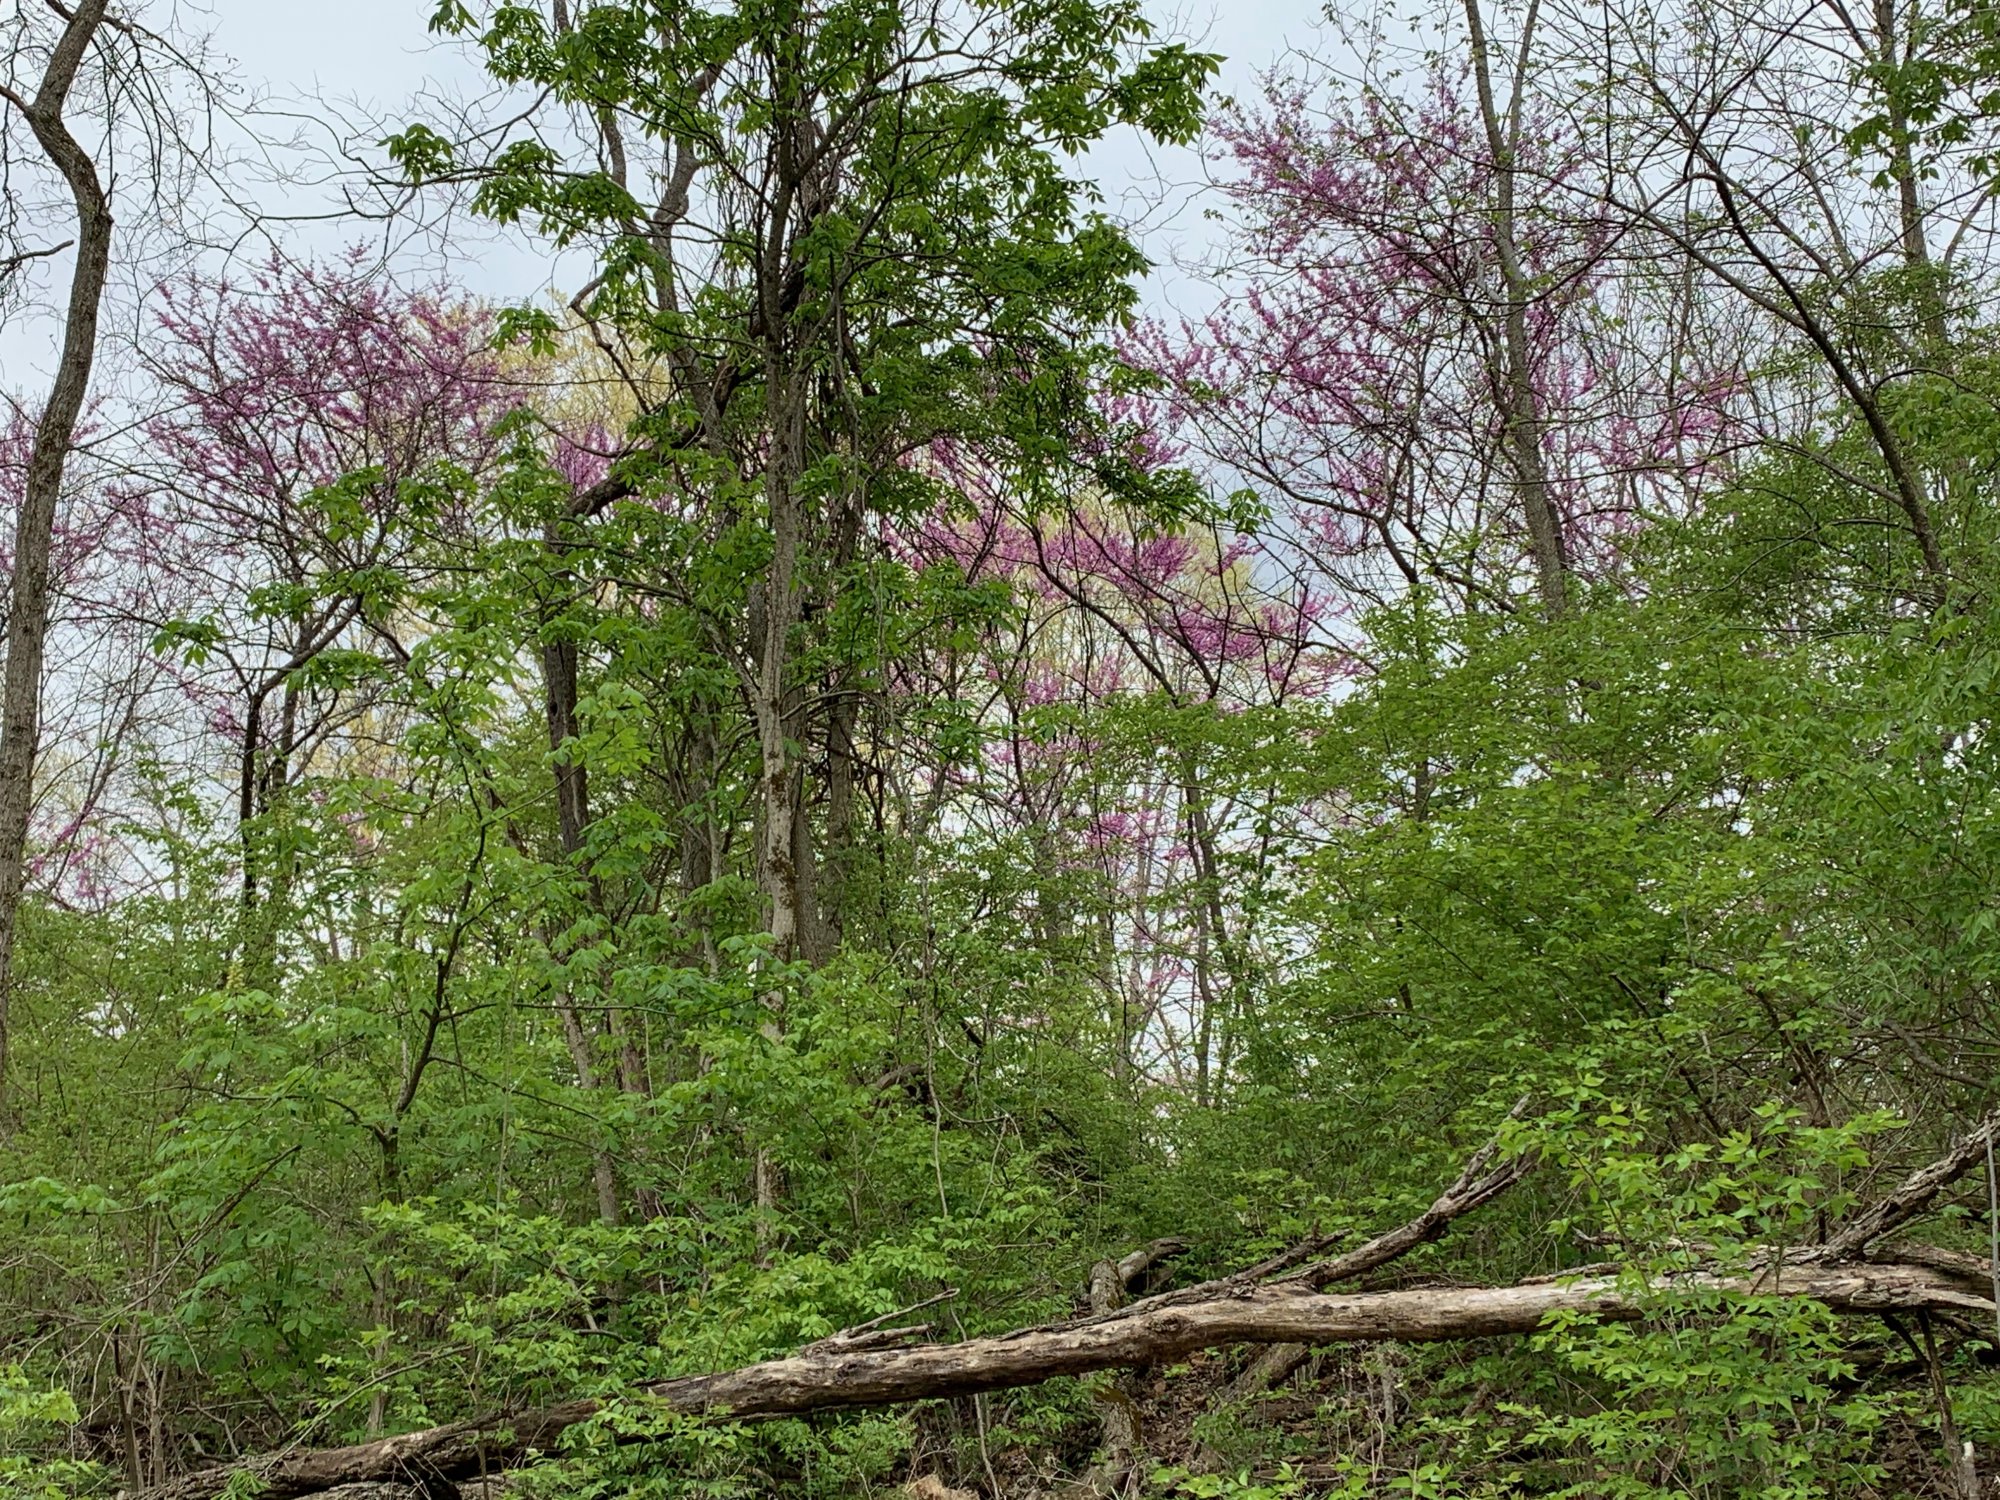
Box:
[123,1111,2000,1500]
[122,1260,1994,1500]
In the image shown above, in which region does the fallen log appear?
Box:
[125,1257,1993,1500]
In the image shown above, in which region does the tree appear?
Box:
[1133,58,1732,623]
[0,0,219,1107]
[396,0,1209,933]
[8,0,2000,1494]
[386,0,1214,1219]
[0,0,116,1109]
[142,253,514,938]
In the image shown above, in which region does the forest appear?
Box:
[3,0,2000,1493]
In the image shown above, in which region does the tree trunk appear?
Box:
[1461,0,1568,616]
[124,1113,2000,1500]
[749,130,817,1217]
[1871,0,1948,349]
[754,438,806,965]
[120,1256,1992,1500]
[751,448,801,1229]
[538,600,625,1226]
[0,0,115,1111]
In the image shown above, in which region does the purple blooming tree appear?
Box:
[1133,60,1735,619]
[140,251,515,912]
[891,439,1338,1092]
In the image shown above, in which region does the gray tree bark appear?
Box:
[0,0,115,1109]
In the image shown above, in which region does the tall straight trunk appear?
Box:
[747,21,832,1232]
[0,0,115,1108]
[679,718,723,974]
[1873,0,1948,350]
[541,625,592,869]
[751,358,807,1229]
[818,690,856,957]
[746,33,827,1228]
[538,596,625,1226]
[1876,0,1928,275]
[811,487,865,961]
[1181,754,1247,1108]
[754,370,807,968]
[1461,0,1567,617]
[752,22,820,977]
[555,999,625,1227]
[1122,829,1156,1082]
